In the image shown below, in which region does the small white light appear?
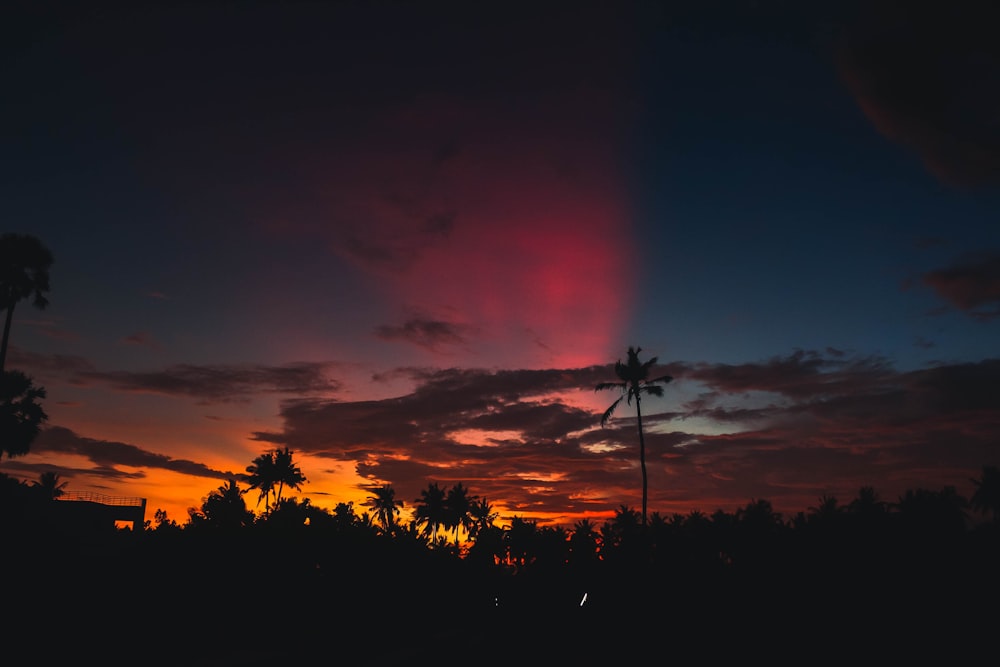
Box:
[580,592,588,606]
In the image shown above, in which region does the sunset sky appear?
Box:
[3,0,998,528]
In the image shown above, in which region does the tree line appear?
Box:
[5,448,999,558]
[4,451,999,666]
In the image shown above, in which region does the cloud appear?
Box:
[835,1,1000,187]
[28,426,237,481]
[679,350,895,399]
[5,348,95,382]
[19,319,79,342]
[374,317,475,353]
[8,351,343,402]
[16,349,1000,523]
[80,362,342,402]
[657,355,1000,514]
[248,353,1000,521]
[921,252,1000,320]
[121,331,162,349]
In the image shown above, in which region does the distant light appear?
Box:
[580,592,588,606]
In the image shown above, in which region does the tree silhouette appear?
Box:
[569,518,600,567]
[444,482,475,545]
[0,233,53,373]
[0,369,48,461]
[150,508,181,532]
[245,447,307,514]
[189,479,254,530]
[271,446,307,507]
[600,504,644,563]
[246,450,278,512]
[505,515,539,569]
[969,465,1000,524]
[414,481,447,542]
[365,483,403,532]
[806,494,845,529]
[469,496,498,540]
[331,501,360,530]
[848,486,888,517]
[895,486,969,536]
[266,496,323,530]
[33,471,67,499]
[595,346,673,526]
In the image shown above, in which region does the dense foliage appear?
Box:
[3,466,999,664]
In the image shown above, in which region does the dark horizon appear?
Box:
[4,469,999,664]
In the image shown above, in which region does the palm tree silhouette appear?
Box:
[365,483,403,532]
[191,479,254,530]
[469,496,498,540]
[444,482,475,545]
[271,446,306,507]
[0,233,53,373]
[414,481,447,542]
[569,518,600,565]
[245,447,306,513]
[33,471,67,499]
[970,465,1000,525]
[505,515,539,568]
[848,486,887,516]
[0,369,48,461]
[246,450,278,512]
[595,346,673,526]
[807,494,845,527]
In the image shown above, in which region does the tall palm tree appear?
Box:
[0,369,48,461]
[245,450,277,511]
[414,481,447,542]
[365,483,403,532]
[0,233,53,373]
[270,446,306,507]
[245,447,307,513]
[595,346,673,526]
[444,482,475,546]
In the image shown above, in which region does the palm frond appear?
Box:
[600,396,623,426]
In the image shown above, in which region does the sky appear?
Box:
[3,0,999,528]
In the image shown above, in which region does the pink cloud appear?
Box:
[921,252,1000,320]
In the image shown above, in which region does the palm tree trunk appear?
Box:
[636,398,647,526]
[0,302,15,373]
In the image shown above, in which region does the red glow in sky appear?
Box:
[313,92,638,369]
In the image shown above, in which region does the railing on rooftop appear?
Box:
[57,491,146,507]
